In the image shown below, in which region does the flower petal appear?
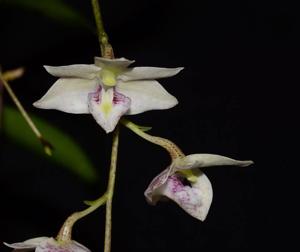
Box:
[33,78,98,114]
[88,86,131,133]
[44,65,101,79]
[174,154,254,170]
[119,67,184,81]
[94,57,134,69]
[116,80,178,115]
[144,166,174,204]
[4,237,49,249]
[36,238,90,252]
[153,172,213,221]
[191,170,213,221]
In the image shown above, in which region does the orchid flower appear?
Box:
[145,154,253,221]
[4,236,90,252]
[33,57,183,133]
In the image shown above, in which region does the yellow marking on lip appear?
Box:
[101,102,112,117]
[99,91,113,117]
[178,169,198,183]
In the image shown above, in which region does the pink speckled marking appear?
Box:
[87,85,131,133]
[168,175,185,193]
[112,87,127,105]
[89,85,102,104]
[145,159,214,221]
[164,175,202,216]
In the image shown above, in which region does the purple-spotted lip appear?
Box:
[87,84,131,133]
[145,170,191,204]
[167,174,187,194]
[146,169,212,221]
[144,154,253,221]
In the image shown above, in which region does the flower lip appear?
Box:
[88,86,131,133]
[150,171,213,221]
[145,154,253,221]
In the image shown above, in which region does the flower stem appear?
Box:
[91,0,114,58]
[57,193,108,242]
[120,118,184,160]
[90,2,118,251]
[104,126,120,252]
[57,127,120,249]
[121,119,198,181]
[0,70,53,155]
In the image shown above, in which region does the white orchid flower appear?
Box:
[145,154,253,221]
[4,236,90,252]
[33,57,183,133]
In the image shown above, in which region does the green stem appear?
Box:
[91,0,113,58]
[121,119,197,182]
[104,126,120,252]
[120,118,184,160]
[56,120,120,248]
[57,193,108,242]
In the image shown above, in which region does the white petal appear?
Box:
[94,57,134,69]
[175,154,254,170]
[144,166,174,204]
[116,80,178,115]
[191,170,213,221]
[44,65,101,79]
[33,78,98,114]
[119,67,184,81]
[4,237,49,249]
[88,86,130,133]
[153,172,213,221]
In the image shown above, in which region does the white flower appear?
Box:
[145,154,253,221]
[4,236,90,252]
[33,57,183,133]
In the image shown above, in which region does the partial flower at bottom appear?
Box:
[4,236,90,252]
[33,57,183,133]
[145,154,253,221]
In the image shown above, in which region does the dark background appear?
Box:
[0,0,296,251]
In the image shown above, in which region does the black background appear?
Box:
[0,0,296,251]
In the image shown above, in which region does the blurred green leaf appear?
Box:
[2,106,98,183]
[1,0,92,29]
